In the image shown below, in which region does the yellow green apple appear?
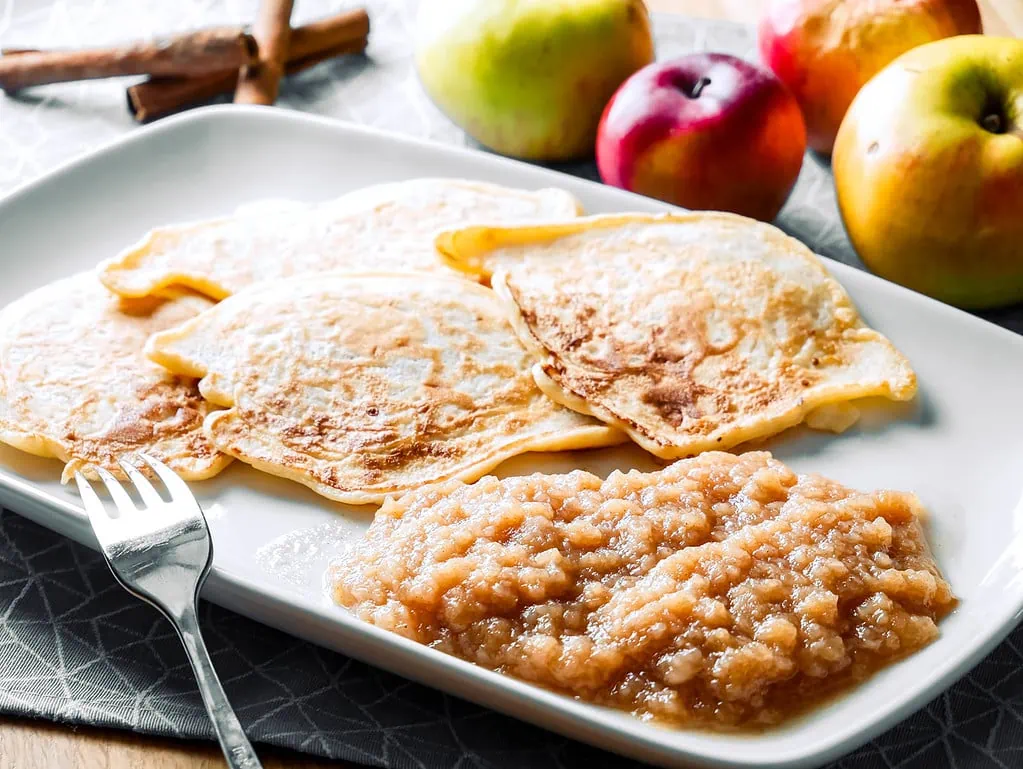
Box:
[414,0,655,162]
[833,35,1023,309]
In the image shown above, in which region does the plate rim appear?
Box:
[2,103,1022,769]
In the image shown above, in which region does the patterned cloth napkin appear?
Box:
[2,1,1023,767]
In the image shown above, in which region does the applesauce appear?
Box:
[331,451,955,728]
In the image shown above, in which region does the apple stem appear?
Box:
[684,77,711,99]
[981,112,1004,134]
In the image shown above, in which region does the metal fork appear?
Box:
[75,453,262,769]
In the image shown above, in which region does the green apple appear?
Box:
[834,36,1023,309]
[415,0,655,162]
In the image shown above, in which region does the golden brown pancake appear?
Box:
[436,212,917,459]
[98,178,583,300]
[0,273,231,482]
[145,272,622,504]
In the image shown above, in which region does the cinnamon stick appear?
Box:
[234,0,295,105]
[0,28,257,92]
[288,8,369,57]
[128,39,366,122]
[126,9,370,123]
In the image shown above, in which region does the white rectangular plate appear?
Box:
[1,106,1022,769]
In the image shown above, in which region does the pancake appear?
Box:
[98,178,583,300]
[436,212,917,459]
[145,273,622,505]
[0,273,231,482]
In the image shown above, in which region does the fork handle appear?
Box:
[175,604,264,769]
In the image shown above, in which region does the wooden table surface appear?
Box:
[1,1,1020,768]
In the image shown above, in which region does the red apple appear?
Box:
[759,0,982,155]
[595,53,806,222]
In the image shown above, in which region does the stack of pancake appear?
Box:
[0,177,916,502]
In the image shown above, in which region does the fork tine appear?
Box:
[74,472,116,543]
[136,453,193,501]
[94,467,138,516]
[119,457,164,507]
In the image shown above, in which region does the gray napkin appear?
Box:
[2,1,1022,767]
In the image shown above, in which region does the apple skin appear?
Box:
[596,53,806,222]
[833,35,1023,309]
[414,0,654,162]
[759,0,982,155]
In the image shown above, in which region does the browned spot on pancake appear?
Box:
[361,441,460,472]
[100,409,156,445]
[96,379,208,450]
[641,379,707,426]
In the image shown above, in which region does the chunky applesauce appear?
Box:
[331,451,955,728]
